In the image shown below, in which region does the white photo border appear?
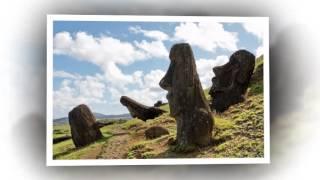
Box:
[47,15,270,166]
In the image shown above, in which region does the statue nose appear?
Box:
[159,77,170,90]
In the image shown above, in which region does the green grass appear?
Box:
[120,118,144,130]
[55,136,112,159]
[159,103,170,112]
[53,122,113,159]
[53,124,71,138]
[203,88,211,101]
[53,139,75,158]
[255,55,264,69]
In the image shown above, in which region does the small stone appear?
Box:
[145,126,169,139]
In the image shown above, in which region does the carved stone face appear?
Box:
[159,43,205,117]
[209,50,255,112]
[159,43,213,147]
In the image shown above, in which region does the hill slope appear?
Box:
[52,56,264,159]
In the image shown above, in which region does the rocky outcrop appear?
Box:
[145,126,169,139]
[120,96,166,121]
[209,50,255,112]
[159,43,213,151]
[68,104,103,148]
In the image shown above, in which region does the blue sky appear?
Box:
[52,20,265,118]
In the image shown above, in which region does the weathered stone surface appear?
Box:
[120,96,166,121]
[145,126,169,139]
[159,43,213,150]
[68,104,103,148]
[209,50,255,112]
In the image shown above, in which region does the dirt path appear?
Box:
[96,129,144,159]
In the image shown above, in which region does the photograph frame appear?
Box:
[47,15,270,166]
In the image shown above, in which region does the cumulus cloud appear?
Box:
[196,55,229,88]
[53,74,106,118]
[54,31,168,88]
[242,22,264,40]
[129,26,169,41]
[134,40,168,58]
[112,69,167,106]
[173,22,238,52]
[54,31,146,65]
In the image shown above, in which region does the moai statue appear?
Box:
[209,50,255,112]
[159,43,213,151]
[68,104,102,147]
[120,96,165,121]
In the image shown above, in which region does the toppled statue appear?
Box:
[159,43,213,151]
[120,96,166,121]
[68,104,103,148]
[209,50,255,112]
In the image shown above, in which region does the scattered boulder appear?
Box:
[209,49,255,112]
[159,43,213,150]
[68,104,103,148]
[120,96,166,121]
[145,126,169,139]
[154,100,163,107]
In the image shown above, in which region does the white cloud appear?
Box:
[122,69,167,106]
[53,31,73,54]
[255,45,264,57]
[53,31,170,89]
[53,31,172,117]
[242,22,264,40]
[134,40,168,58]
[53,70,79,79]
[196,55,229,88]
[143,69,166,92]
[54,31,146,65]
[173,22,238,52]
[53,74,107,118]
[129,26,169,41]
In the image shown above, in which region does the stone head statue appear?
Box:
[159,43,213,150]
[209,49,255,112]
[120,96,165,121]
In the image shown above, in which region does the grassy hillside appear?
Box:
[53,56,264,159]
